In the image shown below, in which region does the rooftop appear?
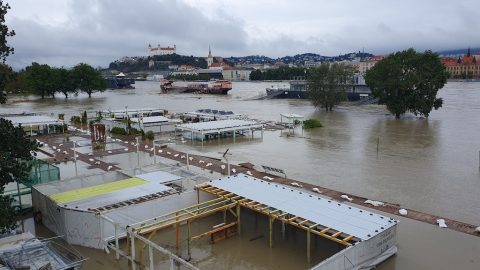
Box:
[2,115,61,126]
[204,174,398,241]
[177,119,262,132]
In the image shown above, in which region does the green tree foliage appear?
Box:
[24,62,55,99]
[250,66,307,81]
[0,63,12,103]
[365,49,448,119]
[0,1,14,104]
[303,119,322,129]
[0,118,38,233]
[52,67,76,98]
[307,63,355,111]
[71,63,106,98]
[249,69,262,80]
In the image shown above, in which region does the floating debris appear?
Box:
[158,150,163,153]
[341,194,353,202]
[167,152,172,155]
[144,145,149,149]
[399,209,408,216]
[436,219,447,228]
[107,165,113,170]
[206,163,213,167]
[364,200,385,207]
[88,153,93,156]
[199,160,205,163]
[188,157,193,161]
[94,161,101,165]
[59,144,63,146]
[221,165,226,170]
[124,148,129,151]
[174,154,179,157]
[107,151,112,154]
[312,187,321,193]
[263,176,274,180]
[291,182,302,188]
[63,151,68,154]
[231,168,236,173]
[89,158,94,162]
[246,171,253,176]
[475,227,480,233]
[52,146,57,150]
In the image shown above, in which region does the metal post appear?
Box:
[233,129,236,143]
[307,230,311,263]
[115,223,120,260]
[175,213,180,256]
[73,141,78,177]
[269,216,274,248]
[281,220,286,240]
[201,131,204,147]
[186,153,189,169]
[30,125,33,136]
[187,221,191,258]
[226,157,230,176]
[130,233,137,270]
[136,137,140,167]
[153,144,156,164]
[236,204,241,235]
[149,245,154,270]
[376,137,380,155]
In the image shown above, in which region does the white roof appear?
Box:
[61,172,179,211]
[103,108,164,114]
[130,116,170,123]
[2,115,60,125]
[207,174,397,241]
[280,113,304,119]
[178,119,261,132]
[136,171,182,183]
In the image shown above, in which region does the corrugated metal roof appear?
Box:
[130,116,170,123]
[207,174,397,241]
[280,113,304,118]
[3,115,60,125]
[136,171,182,184]
[178,119,261,132]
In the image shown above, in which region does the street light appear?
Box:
[218,148,232,176]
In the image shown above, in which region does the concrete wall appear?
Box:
[311,225,398,270]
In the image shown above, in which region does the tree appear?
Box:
[52,67,76,98]
[0,118,38,233]
[249,69,262,80]
[24,62,55,98]
[0,1,15,104]
[0,63,12,103]
[307,63,355,111]
[71,63,106,98]
[365,49,448,119]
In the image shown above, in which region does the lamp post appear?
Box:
[73,140,78,176]
[219,148,232,176]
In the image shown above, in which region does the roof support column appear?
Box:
[307,229,311,264]
[269,216,274,248]
[236,203,241,236]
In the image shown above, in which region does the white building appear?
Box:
[148,44,176,56]
[222,68,252,81]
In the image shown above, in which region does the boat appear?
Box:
[104,73,135,89]
[265,75,371,101]
[160,80,232,94]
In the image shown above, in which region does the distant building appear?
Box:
[148,44,176,56]
[304,60,321,68]
[442,48,480,79]
[222,68,253,81]
[207,46,214,67]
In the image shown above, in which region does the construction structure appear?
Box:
[117,174,398,269]
[0,232,85,270]
[1,113,65,136]
[182,109,242,121]
[176,119,263,142]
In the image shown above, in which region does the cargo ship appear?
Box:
[160,80,232,94]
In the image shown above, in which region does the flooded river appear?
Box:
[2,81,480,269]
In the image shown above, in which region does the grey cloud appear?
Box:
[7,0,248,69]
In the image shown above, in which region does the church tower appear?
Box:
[207,46,213,67]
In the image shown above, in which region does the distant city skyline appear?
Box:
[5,0,480,69]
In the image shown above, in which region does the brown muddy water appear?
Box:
[2,81,480,269]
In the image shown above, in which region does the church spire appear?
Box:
[467,47,471,57]
[208,45,212,57]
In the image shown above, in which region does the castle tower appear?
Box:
[207,46,213,67]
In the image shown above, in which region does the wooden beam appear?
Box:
[332,231,342,238]
[299,219,309,226]
[288,216,298,222]
[320,227,331,234]
[191,222,238,241]
[343,235,354,242]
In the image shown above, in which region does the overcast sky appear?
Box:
[5,0,480,69]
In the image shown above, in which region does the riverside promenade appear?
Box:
[38,132,480,238]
